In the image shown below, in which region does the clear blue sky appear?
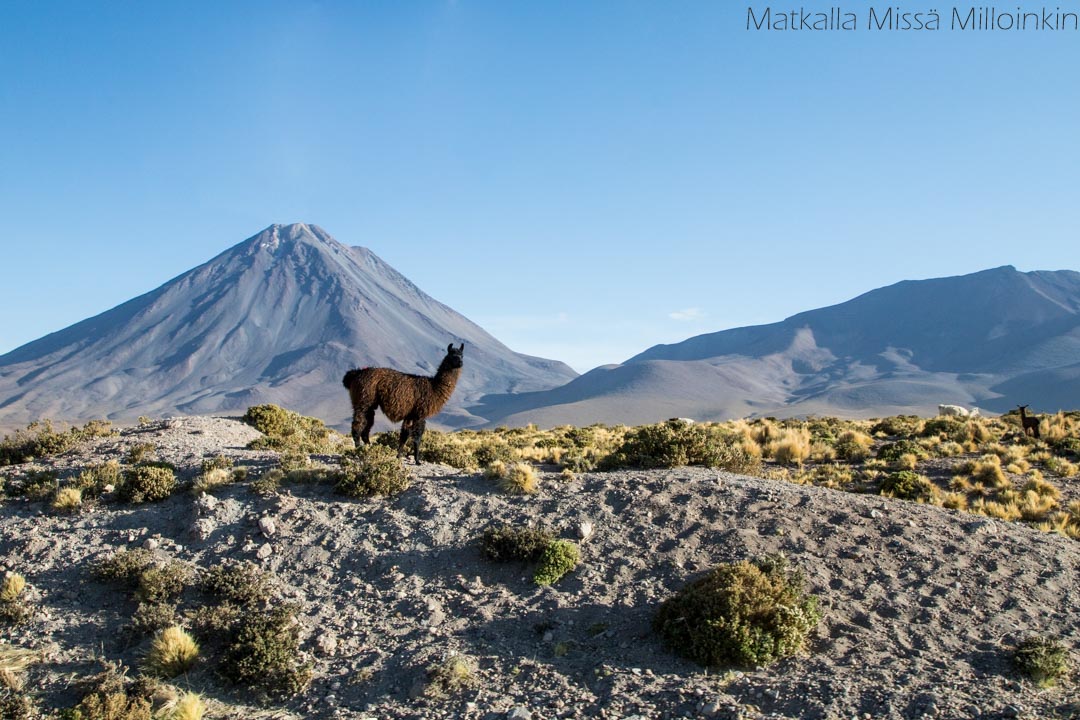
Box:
[2,1,1078,372]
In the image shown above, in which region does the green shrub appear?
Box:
[653,556,821,667]
[876,439,926,463]
[1013,636,1070,687]
[94,549,155,587]
[336,445,409,498]
[7,470,57,500]
[136,562,189,604]
[243,404,347,454]
[881,471,937,502]
[74,461,122,498]
[869,415,923,437]
[202,561,273,607]
[601,421,756,471]
[481,524,555,562]
[218,603,311,697]
[119,466,176,503]
[534,540,580,586]
[125,443,157,464]
[0,419,113,466]
[419,431,477,470]
[130,602,177,637]
[250,469,283,497]
[921,417,972,443]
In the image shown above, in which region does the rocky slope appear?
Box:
[1,418,1077,719]
[0,223,577,431]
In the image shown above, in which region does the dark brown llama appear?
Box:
[1017,405,1041,439]
[342,343,464,463]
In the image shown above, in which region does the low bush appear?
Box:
[425,654,476,697]
[881,471,938,502]
[534,540,580,586]
[1013,635,1070,687]
[481,524,555,562]
[0,419,113,466]
[876,439,926,463]
[244,404,348,454]
[0,573,29,625]
[653,555,821,667]
[336,445,409,498]
[119,466,176,503]
[217,603,311,697]
[201,561,273,607]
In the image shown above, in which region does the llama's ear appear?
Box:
[447,343,454,353]
[458,343,464,353]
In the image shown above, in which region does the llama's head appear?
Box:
[441,342,465,371]
[1018,404,1029,412]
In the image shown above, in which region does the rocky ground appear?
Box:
[1,417,1078,719]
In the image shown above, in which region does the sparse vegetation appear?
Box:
[1013,636,1070,687]
[243,404,349,454]
[425,654,476,697]
[481,524,555,562]
[336,444,410,498]
[533,539,580,586]
[0,573,30,625]
[654,555,821,667]
[201,561,273,607]
[52,486,83,513]
[118,465,176,503]
[0,419,114,466]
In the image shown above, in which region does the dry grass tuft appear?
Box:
[146,626,200,678]
[52,486,83,513]
[498,463,539,495]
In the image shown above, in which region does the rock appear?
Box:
[102,484,115,494]
[700,701,722,716]
[189,519,216,541]
[259,516,277,538]
[578,520,595,540]
[542,630,554,642]
[142,538,160,551]
[316,633,339,655]
[256,543,273,560]
[870,509,882,519]
[507,708,532,720]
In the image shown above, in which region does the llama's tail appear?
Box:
[342,369,363,390]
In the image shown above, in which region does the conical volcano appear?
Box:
[0,223,577,428]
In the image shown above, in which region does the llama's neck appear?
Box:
[430,366,462,406]
[1019,408,1027,420]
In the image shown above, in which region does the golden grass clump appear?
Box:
[941,492,969,510]
[0,574,26,604]
[167,692,206,720]
[483,459,508,479]
[191,467,233,495]
[498,462,539,495]
[146,626,200,678]
[52,486,83,513]
[767,428,812,466]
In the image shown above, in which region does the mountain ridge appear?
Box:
[0,223,577,429]
[475,265,1080,427]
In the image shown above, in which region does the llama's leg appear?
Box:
[351,408,366,448]
[358,408,376,445]
[411,419,426,465]
[397,421,412,458]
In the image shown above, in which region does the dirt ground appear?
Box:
[1,417,1077,719]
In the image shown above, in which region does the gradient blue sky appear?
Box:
[2,1,1078,372]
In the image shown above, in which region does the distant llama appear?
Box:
[1017,404,1041,439]
[938,404,981,418]
[342,343,464,464]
